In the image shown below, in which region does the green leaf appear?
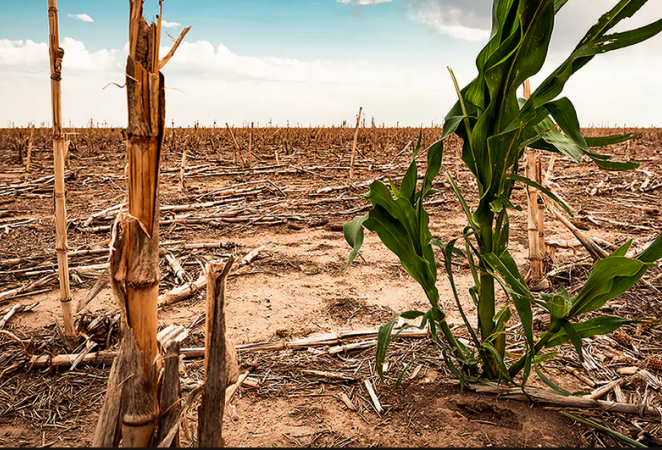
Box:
[395,349,433,388]
[364,205,439,306]
[421,139,445,199]
[541,290,566,321]
[483,342,513,383]
[562,320,584,362]
[585,134,633,147]
[636,231,662,263]
[399,132,421,204]
[545,98,588,152]
[445,171,477,229]
[400,310,425,320]
[387,177,399,198]
[524,1,662,111]
[442,238,481,348]
[545,316,646,348]
[532,351,558,364]
[376,314,400,381]
[489,195,522,213]
[568,256,650,318]
[483,251,535,351]
[535,364,571,396]
[610,240,633,257]
[344,213,369,267]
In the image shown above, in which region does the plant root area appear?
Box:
[1,126,662,447]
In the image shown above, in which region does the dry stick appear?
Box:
[585,378,624,400]
[468,381,662,418]
[198,257,233,448]
[83,202,125,228]
[179,149,187,192]
[248,122,254,167]
[158,245,264,307]
[165,252,189,284]
[118,4,170,444]
[363,379,383,413]
[24,125,35,181]
[75,267,109,314]
[0,304,24,330]
[47,0,75,338]
[348,106,363,180]
[29,326,428,369]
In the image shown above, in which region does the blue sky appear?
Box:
[1,0,661,127]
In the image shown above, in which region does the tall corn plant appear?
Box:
[345,0,662,383]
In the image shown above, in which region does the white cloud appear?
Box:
[68,13,94,23]
[0,31,661,128]
[338,0,392,4]
[161,20,182,28]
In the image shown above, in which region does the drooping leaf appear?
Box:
[585,134,633,147]
[343,213,368,267]
[562,320,585,361]
[535,364,571,396]
[364,204,439,306]
[376,314,400,380]
[545,316,647,348]
[568,256,650,318]
[483,251,534,351]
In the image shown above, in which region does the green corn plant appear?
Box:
[345,0,662,384]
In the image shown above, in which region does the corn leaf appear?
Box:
[545,316,646,348]
[343,213,368,267]
[567,256,650,318]
[483,251,534,350]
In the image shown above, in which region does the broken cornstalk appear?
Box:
[198,257,234,447]
[93,2,188,447]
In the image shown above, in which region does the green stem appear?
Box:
[439,318,464,358]
[478,221,496,344]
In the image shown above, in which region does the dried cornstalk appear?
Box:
[48,0,75,337]
[349,106,362,180]
[523,80,546,289]
[178,149,187,192]
[93,2,188,447]
[24,125,35,181]
[247,122,254,166]
[198,257,234,447]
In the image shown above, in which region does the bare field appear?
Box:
[1,126,661,447]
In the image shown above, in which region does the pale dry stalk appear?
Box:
[523,80,546,287]
[24,124,35,181]
[48,0,75,337]
[349,106,363,180]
